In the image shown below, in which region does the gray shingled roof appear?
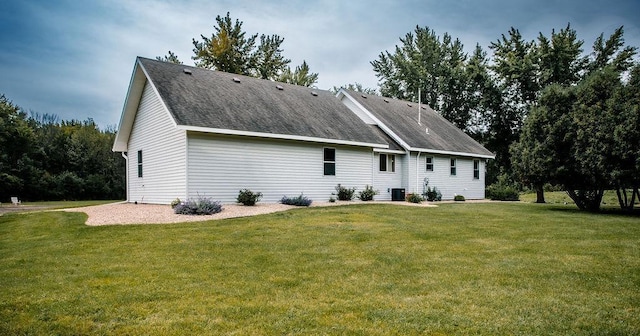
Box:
[138,57,388,146]
[345,90,494,157]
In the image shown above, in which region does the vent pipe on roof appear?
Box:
[311,91,318,96]
[233,77,241,83]
[418,87,422,125]
[183,68,192,75]
[276,84,284,90]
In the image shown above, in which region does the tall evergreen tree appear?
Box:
[277,61,318,87]
[156,51,183,64]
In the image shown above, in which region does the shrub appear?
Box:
[280,194,313,206]
[329,196,336,203]
[170,198,181,209]
[486,184,520,201]
[358,185,379,201]
[406,193,424,203]
[454,195,466,202]
[174,196,222,215]
[486,174,520,201]
[335,184,357,201]
[237,189,263,206]
[424,186,442,202]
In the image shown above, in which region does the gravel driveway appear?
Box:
[61,201,437,226]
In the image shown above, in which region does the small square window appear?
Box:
[426,157,434,171]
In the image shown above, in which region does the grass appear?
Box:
[1,202,639,334]
[19,200,120,209]
[520,190,637,208]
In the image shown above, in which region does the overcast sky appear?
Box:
[1,0,639,128]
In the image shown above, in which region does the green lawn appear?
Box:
[1,203,639,335]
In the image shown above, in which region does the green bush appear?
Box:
[237,189,263,206]
[174,196,222,215]
[486,174,520,201]
[406,193,424,203]
[424,186,442,201]
[170,198,181,209]
[486,184,520,201]
[335,184,356,201]
[280,194,313,206]
[358,185,379,201]
[454,195,466,202]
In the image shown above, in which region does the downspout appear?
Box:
[121,152,129,202]
[416,151,421,194]
[371,150,375,191]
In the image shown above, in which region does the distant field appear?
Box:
[1,202,638,334]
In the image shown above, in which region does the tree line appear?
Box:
[371,24,639,211]
[0,95,125,202]
[3,12,638,211]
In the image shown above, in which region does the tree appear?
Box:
[192,12,298,81]
[192,12,258,75]
[277,61,318,87]
[487,28,539,179]
[254,34,290,80]
[0,95,33,200]
[371,26,478,132]
[156,51,183,64]
[331,83,377,95]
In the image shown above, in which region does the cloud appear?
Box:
[1,0,639,128]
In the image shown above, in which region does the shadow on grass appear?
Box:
[545,204,640,218]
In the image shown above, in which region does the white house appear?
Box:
[113,57,494,204]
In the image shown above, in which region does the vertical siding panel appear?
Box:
[127,82,186,204]
[373,153,405,201]
[187,133,374,203]
[416,154,486,200]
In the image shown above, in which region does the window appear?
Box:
[324,148,335,176]
[450,158,456,176]
[137,150,143,178]
[473,159,480,179]
[426,156,434,171]
[379,154,395,172]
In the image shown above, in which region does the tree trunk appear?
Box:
[535,183,546,203]
[566,189,604,212]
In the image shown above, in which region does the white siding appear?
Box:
[412,153,486,200]
[187,133,374,203]
[127,82,186,204]
[373,153,405,200]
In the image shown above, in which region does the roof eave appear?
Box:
[178,125,389,149]
[112,58,146,152]
[410,147,495,159]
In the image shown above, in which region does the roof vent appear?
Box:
[232,77,241,83]
[407,103,413,107]
[311,91,318,96]
[361,94,367,98]
[183,68,192,75]
[276,84,284,90]
[383,99,389,103]
[421,106,426,110]
[425,128,430,134]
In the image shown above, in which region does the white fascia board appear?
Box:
[178,125,389,149]
[373,148,408,155]
[112,62,145,152]
[112,58,182,152]
[337,90,412,151]
[411,147,495,159]
[137,60,179,129]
